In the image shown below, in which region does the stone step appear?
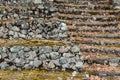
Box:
[83,64,120,77]
[70,37,120,46]
[83,52,120,66]
[55,3,111,10]
[68,31,120,38]
[58,14,120,21]
[58,8,120,15]
[79,44,120,56]
[66,20,119,26]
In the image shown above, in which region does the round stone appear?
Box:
[63,53,74,58]
[48,61,55,69]
[53,45,59,52]
[10,46,22,53]
[75,62,83,69]
[50,52,60,60]
[9,31,14,35]
[60,23,67,31]
[23,47,30,52]
[59,57,68,64]
[71,46,80,53]
[58,46,70,53]
[33,58,42,68]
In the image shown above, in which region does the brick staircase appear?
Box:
[54,0,120,79]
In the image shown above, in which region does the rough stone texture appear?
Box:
[0,45,83,71]
[0,20,67,41]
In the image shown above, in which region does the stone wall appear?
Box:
[0,45,83,71]
[0,20,67,40]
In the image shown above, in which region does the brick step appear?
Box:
[79,44,120,56]
[58,14,120,21]
[66,20,119,26]
[55,3,111,10]
[58,9,120,15]
[70,37,120,46]
[83,64,120,77]
[68,31,120,38]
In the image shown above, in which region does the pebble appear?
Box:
[10,46,21,53]
[50,52,60,60]
[33,57,42,68]
[75,62,83,69]
[48,61,55,69]
[71,46,80,53]
[72,71,79,77]
[59,46,69,53]
[59,57,68,64]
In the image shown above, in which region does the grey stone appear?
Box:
[58,77,63,80]
[27,51,37,60]
[13,32,19,38]
[35,35,42,38]
[32,46,39,53]
[59,57,68,64]
[0,62,9,69]
[9,53,17,60]
[60,23,67,31]
[43,46,52,54]
[63,53,74,58]
[71,46,80,53]
[39,54,47,60]
[10,46,22,53]
[59,46,70,53]
[0,31,4,37]
[33,0,42,4]
[2,47,7,53]
[50,52,60,60]
[62,63,70,69]
[59,33,67,38]
[21,22,29,30]
[9,30,14,35]
[0,54,2,59]
[12,26,20,32]
[23,47,30,52]
[21,30,27,35]
[33,57,42,68]
[18,33,26,38]
[75,62,83,69]
[24,64,32,69]
[18,50,25,59]
[109,58,120,66]
[9,65,16,70]
[72,71,79,77]
[1,52,8,58]
[53,45,59,52]
[48,61,55,69]
[14,58,25,67]
[51,59,60,66]
[29,61,34,66]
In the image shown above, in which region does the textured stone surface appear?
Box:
[0,45,82,71]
